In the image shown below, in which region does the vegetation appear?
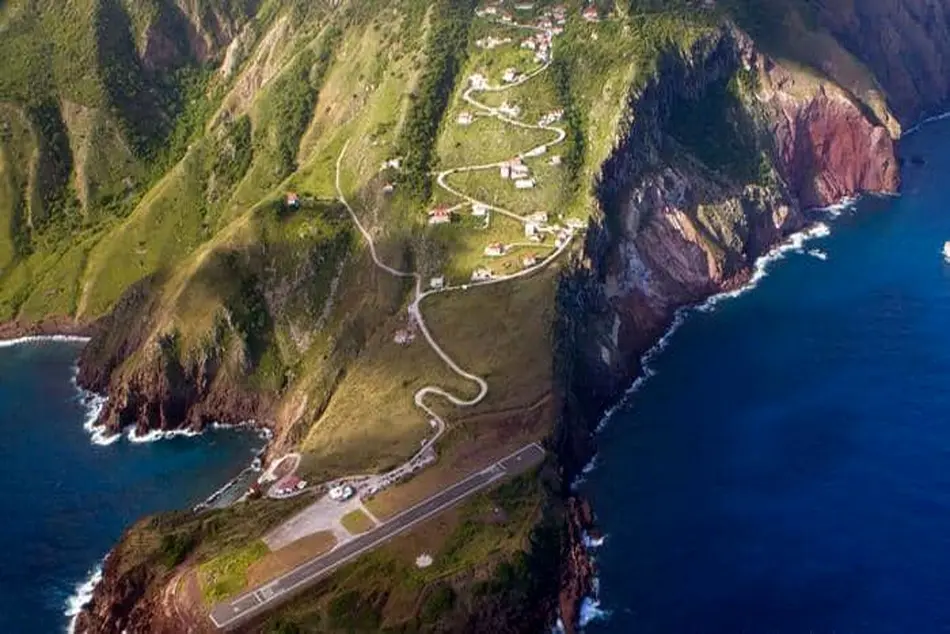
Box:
[665,74,765,183]
[341,509,376,535]
[199,540,270,603]
[397,0,478,199]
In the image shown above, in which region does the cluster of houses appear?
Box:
[520,29,554,63]
[500,157,535,189]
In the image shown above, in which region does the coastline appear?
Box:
[0,337,271,631]
[565,201,852,629]
[0,317,94,343]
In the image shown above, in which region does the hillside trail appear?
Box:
[326,15,572,496]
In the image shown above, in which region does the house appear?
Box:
[528,211,549,224]
[382,158,402,170]
[514,2,534,9]
[382,183,395,194]
[484,243,506,257]
[500,158,529,180]
[521,39,537,50]
[428,207,452,225]
[471,268,493,281]
[511,164,530,179]
[502,68,518,83]
[472,202,490,217]
[514,178,536,189]
[457,111,474,125]
[285,192,300,209]
[498,102,521,118]
[528,234,544,243]
[549,155,562,166]
[522,254,539,268]
[429,276,445,290]
[500,158,525,179]
[524,144,547,157]
[394,329,414,345]
[582,6,599,21]
[470,73,488,89]
[524,222,539,238]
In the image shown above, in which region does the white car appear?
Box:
[329,484,355,501]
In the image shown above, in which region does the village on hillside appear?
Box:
[379,1,594,304]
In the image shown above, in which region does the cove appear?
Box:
[0,341,261,633]
[583,118,950,633]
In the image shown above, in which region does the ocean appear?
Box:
[0,340,262,633]
[582,119,950,633]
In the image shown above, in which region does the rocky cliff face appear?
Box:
[553,22,909,632]
[813,0,950,121]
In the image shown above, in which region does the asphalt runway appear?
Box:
[210,442,544,629]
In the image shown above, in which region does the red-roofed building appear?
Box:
[428,207,452,225]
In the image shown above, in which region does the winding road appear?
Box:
[206,16,571,630]
[330,16,572,491]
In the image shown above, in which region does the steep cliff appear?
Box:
[553,21,907,629]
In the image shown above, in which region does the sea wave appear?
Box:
[64,558,105,634]
[68,366,118,446]
[583,530,606,549]
[0,334,90,349]
[903,109,950,137]
[126,426,203,443]
[696,220,833,314]
[808,248,829,261]
[578,577,610,627]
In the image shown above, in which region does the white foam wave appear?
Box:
[69,366,118,446]
[696,221,832,313]
[808,248,828,261]
[583,531,606,549]
[126,426,202,443]
[578,587,610,627]
[903,110,950,137]
[0,334,89,349]
[64,558,105,633]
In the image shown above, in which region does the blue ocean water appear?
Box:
[0,341,261,633]
[584,119,950,634]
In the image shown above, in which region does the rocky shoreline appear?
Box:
[0,317,94,341]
